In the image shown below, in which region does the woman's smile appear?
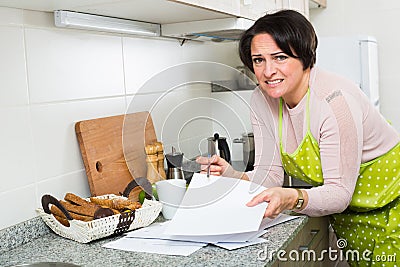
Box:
[265,79,283,85]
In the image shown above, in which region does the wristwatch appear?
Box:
[294,189,304,210]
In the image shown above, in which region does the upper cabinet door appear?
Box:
[239,0,278,20]
[170,0,241,16]
[276,0,309,18]
[170,0,278,20]
[309,0,326,8]
[171,0,316,21]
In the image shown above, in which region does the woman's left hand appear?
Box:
[246,187,304,219]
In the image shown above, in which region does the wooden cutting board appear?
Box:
[75,111,158,199]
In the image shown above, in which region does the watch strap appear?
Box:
[294,188,304,210]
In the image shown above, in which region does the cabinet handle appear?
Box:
[298,229,319,251]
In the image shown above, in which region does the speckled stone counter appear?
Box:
[0,215,308,267]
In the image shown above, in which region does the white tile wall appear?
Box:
[123,37,184,94]
[29,97,126,181]
[183,41,242,67]
[126,84,214,160]
[22,9,55,28]
[0,7,23,26]
[36,170,90,207]
[0,185,37,230]
[0,26,28,107]
[0,106,35,193]
[211,90,253,161]
[150,86,214,159]
[0,7,245,230]
[25,28,125,103]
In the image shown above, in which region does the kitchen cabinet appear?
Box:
[170,0,326,20]
[309,0,326,9]
[240,0,278,20]
[171,0,278,20]
[170,0,240,17]
[170,0,324,20]
[0,0,234,24]
[0,0,325,26]
[272,216,330,266]
[276,0,310,18]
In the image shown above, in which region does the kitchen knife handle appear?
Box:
[122,177,153,200]
[42,194,73,221]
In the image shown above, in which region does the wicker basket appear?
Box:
[36,194,162,243]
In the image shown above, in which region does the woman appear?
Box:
[197,9,399,266]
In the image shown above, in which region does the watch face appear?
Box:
[296,199,304,209]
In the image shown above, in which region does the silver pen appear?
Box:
[207,154,211,178]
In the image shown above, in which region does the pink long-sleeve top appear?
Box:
[247,67,400,216]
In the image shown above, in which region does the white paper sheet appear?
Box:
[213,237,268,250]
[259,213,301,230]
[126,221,269,243]
[104,173,301,256]
[164,173,268,236]
[102,237,207,256]
[112,210,300,255]
[125,213,299,244]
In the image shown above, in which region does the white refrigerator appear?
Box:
[316,35,380,110]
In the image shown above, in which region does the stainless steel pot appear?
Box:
[233,133,254,171]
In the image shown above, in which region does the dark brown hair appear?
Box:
[239,9,318,72]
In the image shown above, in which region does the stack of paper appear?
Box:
[103,174,299,256]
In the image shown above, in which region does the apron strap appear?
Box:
[279,89,310,153]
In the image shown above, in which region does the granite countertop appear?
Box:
[0,214,308,267]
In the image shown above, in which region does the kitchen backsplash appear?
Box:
[0,7,252,230]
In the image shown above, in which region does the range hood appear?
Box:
[161,17,254,42]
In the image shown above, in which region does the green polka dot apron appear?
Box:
[279,89,400,266]
[279,89,323,186]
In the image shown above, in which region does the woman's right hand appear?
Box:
[196,155,247,180]
[196,155,227,176]
[246,187,302,219]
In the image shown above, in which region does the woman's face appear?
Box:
[250,33,309,107]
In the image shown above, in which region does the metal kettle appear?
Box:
[207,133,231,164]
